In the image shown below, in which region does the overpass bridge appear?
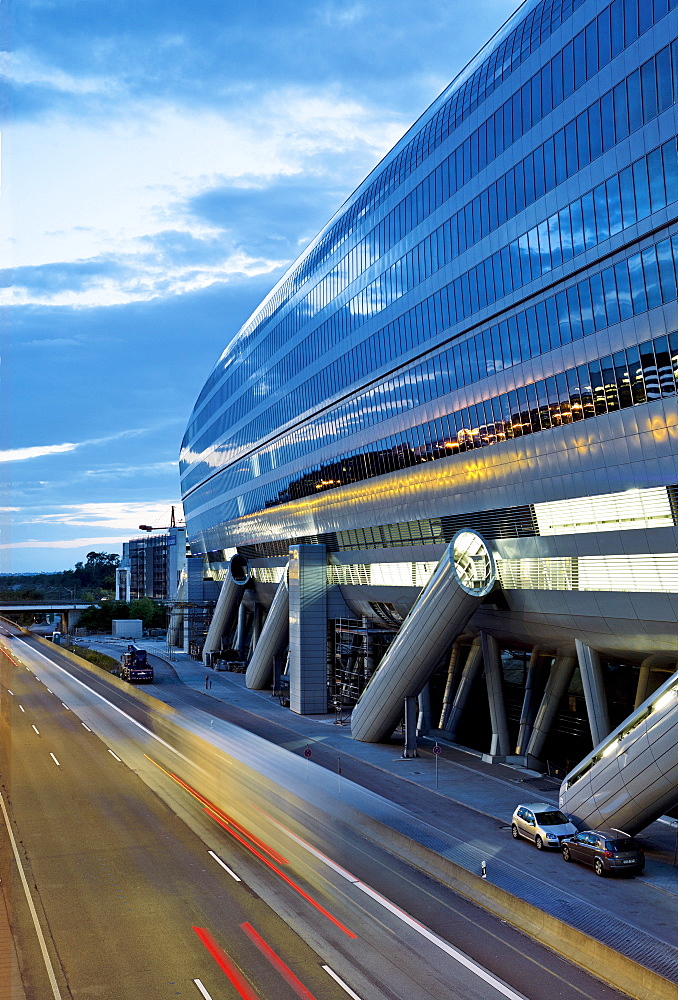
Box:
[0,602,91,632]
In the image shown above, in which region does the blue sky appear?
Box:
[2,0,517,574]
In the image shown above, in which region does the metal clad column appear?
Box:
[202,555,249,664]
[251,602,262,652]
[575,639,611,748]
[516,646,543,755]
[559,669,678,834]
[482,632,510,757]
[246,569,289,689]
[236,602,249,658]
[351,531,495,743]
[526,652,576,763]
[289,544,327,714]
[417,682,432,734]
[443,639,483,741]
[438,640,463,731]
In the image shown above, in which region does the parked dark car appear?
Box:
[561,830,644,876]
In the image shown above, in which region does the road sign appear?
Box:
[303,746,312,758]
[433,744,441,755]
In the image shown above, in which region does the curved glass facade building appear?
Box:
[180,0,678,782]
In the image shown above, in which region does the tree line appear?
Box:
[1,552,167,633]
[0,551,120,602]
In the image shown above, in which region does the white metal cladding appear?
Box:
[496,557,575,590]
[577,554,678,593]
[533,487,674,536]
[328,562,438,587]
[330,552,678,593]
[202,556,250,663]
[351,532,495,743]
[559,671,678,835]
[496,553,678,592]
[245,569,289,690]
[250,566,286,584]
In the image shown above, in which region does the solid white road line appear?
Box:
[20,641,196,767]
[355,881,526,1000]
[276,824,528,1000]
[0,792,64,1000]
[81,723,92,732]
[208,850,241,881]
[49,753,60,767]
[322,965,363,999]
[193,980,214,1000]
[32,725,40,735]
[107,749,122,762]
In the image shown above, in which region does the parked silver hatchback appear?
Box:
[511,802,577,850]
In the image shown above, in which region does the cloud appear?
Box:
[83,461,178,480]
[2,248,287,308]
[0,536,127,551]
[23,337,83,348]
[0,442,78,463]
[320,2,368,27]
[0,49,115,95]
[22,500,182,530]
[0,427,168,464]
[4,89,407,306]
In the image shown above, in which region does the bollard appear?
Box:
[481,860,487,879]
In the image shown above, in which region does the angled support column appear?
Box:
[417,682,432,735]
[526,652,576,763]
[516,645,543,755]
[202,555,249,664]
[575,639,611,748]
[443,639,483,741]
[352,531,495,743]
[289,544,327,715]
[482,632,510,757]
[438,639,464,731]
[403,696,419,757]
[633,655,671,709]
[250,602,262,654]
[236,602,249,658]
[246,569,289,689]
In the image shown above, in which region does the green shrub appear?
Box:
[68,645,119,673]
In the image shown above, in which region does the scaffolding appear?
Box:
[166,600,215,661]
[329,617,396,710]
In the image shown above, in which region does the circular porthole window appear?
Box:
[451,530,495,596]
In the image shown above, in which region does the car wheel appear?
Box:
[562,846,571,862]
[594,858,606,877]
[511,824,520,840]
[535,835,544,851]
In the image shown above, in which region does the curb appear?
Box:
[355,815,677,1000]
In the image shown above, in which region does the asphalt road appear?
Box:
[0,628,632,1000]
